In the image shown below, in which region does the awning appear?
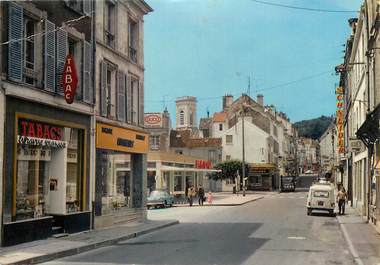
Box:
[160,165,221,173]
[356,104,380,147]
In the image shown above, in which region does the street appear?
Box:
[43,176,354,265]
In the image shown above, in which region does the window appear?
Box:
[219,123,223,131]
[130,78,139,124]
[226,155,231,161]
[226,135,233,144]
[208,150,216,163]
[174,172,183,192]
[189,112,193,126]
[23,17,36,85]
[65,0,83,13]
[128,19,138,62]
[105,1,116,48]
[179,110,185,126]
[150,135,160,150]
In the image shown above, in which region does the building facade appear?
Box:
[93,0,152,229]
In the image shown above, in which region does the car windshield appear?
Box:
[313,191,329,198]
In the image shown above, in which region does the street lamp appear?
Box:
[241,103,246,197]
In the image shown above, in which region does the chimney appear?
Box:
[257,94,264,106]
[223,94,233,110]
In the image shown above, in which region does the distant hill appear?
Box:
[293,116,334,140]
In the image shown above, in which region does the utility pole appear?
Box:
[241,101,246,196]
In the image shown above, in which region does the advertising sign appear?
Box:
[62,54,78,104]
[144,113,163,128]
[336,87,345,153]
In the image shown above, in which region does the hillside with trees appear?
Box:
[293,115,334,140]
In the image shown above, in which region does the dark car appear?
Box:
[147,190,175,209]
[281,176,296,192]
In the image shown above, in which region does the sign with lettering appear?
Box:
[336,87,345,153]
[144,113,163,128]
[62,54,78,104]
[195,160,212,169]
[18,119,63,140]
[96,122,148,154]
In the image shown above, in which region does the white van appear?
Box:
[306,182,335,216]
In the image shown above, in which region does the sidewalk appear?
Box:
[173,192,265,207]
[0,219,178,265]
[337,206,380,265]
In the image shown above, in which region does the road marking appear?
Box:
[340,223,364,265]
[287,236,306,240]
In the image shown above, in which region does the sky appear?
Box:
[144,0,363,124]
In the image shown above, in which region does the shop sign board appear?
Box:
[17,145,52,161]
[62,54,78,104]
[336,87,345,153]
[144,113,163,128]
[195,160,212,169]
[349,138,363,153]
[18,119,64,141]
[17,135,67,148]
[96,122,149,154]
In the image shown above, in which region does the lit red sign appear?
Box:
[195,160,212,169]
[336,87,344,153]
[19,119,63,141]
[144,113,163,128]
[62,54,78,104]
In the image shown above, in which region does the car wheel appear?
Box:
[329,210,334,216]
[164,201,167,208]
[307,209,312,215]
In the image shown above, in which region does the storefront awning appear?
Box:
[160,165,221,173]
[356,104,380,147]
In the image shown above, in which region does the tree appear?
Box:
[210,160,249,181]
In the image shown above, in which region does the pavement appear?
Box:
[337,205,380,265]
[173,191,266,207]
[0,219,178,265]
[43,191,355,265]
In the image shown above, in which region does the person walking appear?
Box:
[337,186,347,215]
[207,190,213,205]
[198,185,205,206]
[188,186,195,207]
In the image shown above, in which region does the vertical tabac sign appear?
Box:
[336,87,344,153]
[62,54,78,104]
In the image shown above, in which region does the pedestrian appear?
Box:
[188,186,195,207]
[198,185,205,206]
[207,190,213,205]
[336,186,347,215]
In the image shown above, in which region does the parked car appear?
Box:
[147,190,175,209]
[281,176,296,192]
[306,182,335,216]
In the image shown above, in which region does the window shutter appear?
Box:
[83,41,93,104]
[126,74,131,123]
[44,20,56,92]
[56,28,68,94]
[100,61,107,116]
[138,81,144,126]
[117,70,126,122]
[8,2,23,82]
[83,0,92,16]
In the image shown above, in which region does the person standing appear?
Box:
[207,190,213,205]
[337,186,347,215]
[198,185,205,206]
[188,186,195,207]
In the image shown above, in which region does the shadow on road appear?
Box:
[62,223,269,265]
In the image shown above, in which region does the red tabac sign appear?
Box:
[62,54,78,104]
[195,160,212,169]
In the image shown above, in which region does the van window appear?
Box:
[313,191,329,198]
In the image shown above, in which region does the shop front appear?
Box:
[147,152,218,198]
[95,122,148,228]
[3,97,91,246]
[247,163,278,191]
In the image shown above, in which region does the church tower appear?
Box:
[175,96,197,130]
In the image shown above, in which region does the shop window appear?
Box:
[105,0,116,48]
[226,135,233,144]
[147,171,156,193]
[15,119,85,221]
[128,18,138,62]
[98,152,132,215]
[150,135,160,150]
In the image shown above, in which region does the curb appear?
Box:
[337,217,365,265]
[7,220,179,265]
[172,196,264,207]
